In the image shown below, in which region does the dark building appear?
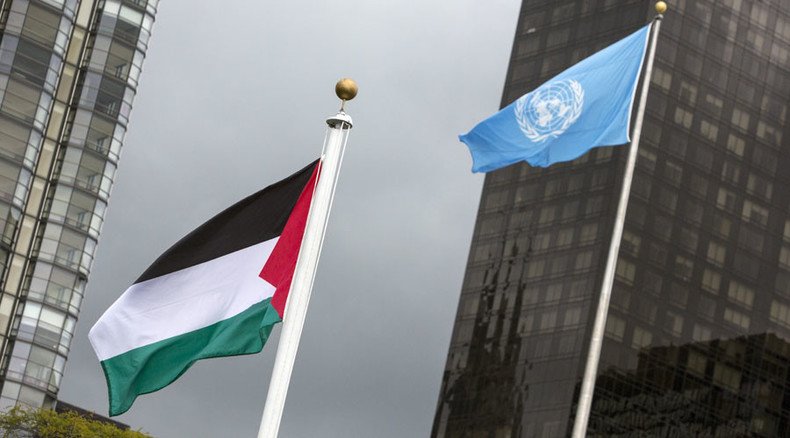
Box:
[0,0,157,410]
[56,400,130,430]
[432,0,790,437]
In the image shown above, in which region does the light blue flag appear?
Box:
[461,25,651,172]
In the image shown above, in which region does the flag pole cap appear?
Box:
[655,1,667,14]
[335,78,358,101]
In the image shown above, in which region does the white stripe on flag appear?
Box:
[89,238,278,361]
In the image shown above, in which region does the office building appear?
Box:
[432,0,790,436]
[0,0,156,409]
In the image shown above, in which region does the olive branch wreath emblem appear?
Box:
[514,79,584,143]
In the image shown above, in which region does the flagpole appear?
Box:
[571,4,665,437]
[258,79,358,438]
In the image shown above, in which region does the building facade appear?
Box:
[0,0,156,409]
[433,0,790,436]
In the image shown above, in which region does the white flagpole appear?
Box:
[571,4,665,437]
[258,79,358,438]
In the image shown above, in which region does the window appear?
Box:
[727,281,755,309]
[653,216,673,240]
[610,285,631,313]
[666,311,684,336]
[707,241,726,266]
[681,201,702,226]
[777,17,790,41]
[693,324,712,342]
[556,228,574,247]
[647,242,667,265]
[742,200,769,227]
[779,247,790,270]
[652,66,672,91]
[643,271,663,296]
[762,93,787,124]
[544,180,563,197]
[679,80,697,105]
[713,363,742,392]
[757,121,782,147]
[575,251,593,270]
[527,260,545,278]
[726,134,745,156]
[605,315,626,342]
[770,301,790,329]
[702,269,721,294]
[692,146,713,170]
[712,215,732,238]
[724,308,750,330]
[689,174,709,198]
[747,173,773,201]
[579,223,598,244]
[484,189,508,210]
[704,93,724,117]
[546,28,570,47]
[539,311,557,332]
[621,231,641,256]
[687,350,707,376]
[585,196,605,216]
[518,314,534,335]
[539,206,556,224]
[751,4,769,27]
[738,227,764,253]
[632,174,652,199]
[591,169,610,187]
[561,200,579,220]
[732,107,750,130]
[677,228,698,252]
[563,307,582,327]
[669,283,689,307]
[664,161,683,186]
[545,284,562,302]
[632,326,653,349]
[674,256,693,280]
[595,147,613,162]
[778,274,790,300]
[753,146,777,175]
[716,188,737,213]
[698,296,716,320]
[569,280,589,300]
[733,251,760,279]
[657,188,678,212]
[615,259,636,285]
[532,233,550,251]
[674,107,693,128]
[721,162,740,184]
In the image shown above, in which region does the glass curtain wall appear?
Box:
[0,0,156,409]
[432,0,790,437]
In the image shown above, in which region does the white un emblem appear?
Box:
[515,79,584,143]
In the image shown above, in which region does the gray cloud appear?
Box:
[58,0,519,436]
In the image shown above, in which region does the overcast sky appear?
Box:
[58,1,520,436]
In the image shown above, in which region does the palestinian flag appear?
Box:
[89,160,319,416]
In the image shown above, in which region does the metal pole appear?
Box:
[258,80,357,438]
[571,12,663,438]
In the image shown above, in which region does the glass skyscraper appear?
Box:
[433,0,790,436]
[0,0,156,409]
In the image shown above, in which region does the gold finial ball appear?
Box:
[655,1,667,14]
[335,78,358,101]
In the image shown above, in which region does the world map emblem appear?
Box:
[515,79,584,142]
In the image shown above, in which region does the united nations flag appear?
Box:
[461,25,652,172]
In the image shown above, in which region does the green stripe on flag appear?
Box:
[101,299,282,416]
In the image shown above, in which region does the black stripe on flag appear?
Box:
[135,160,319,284]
